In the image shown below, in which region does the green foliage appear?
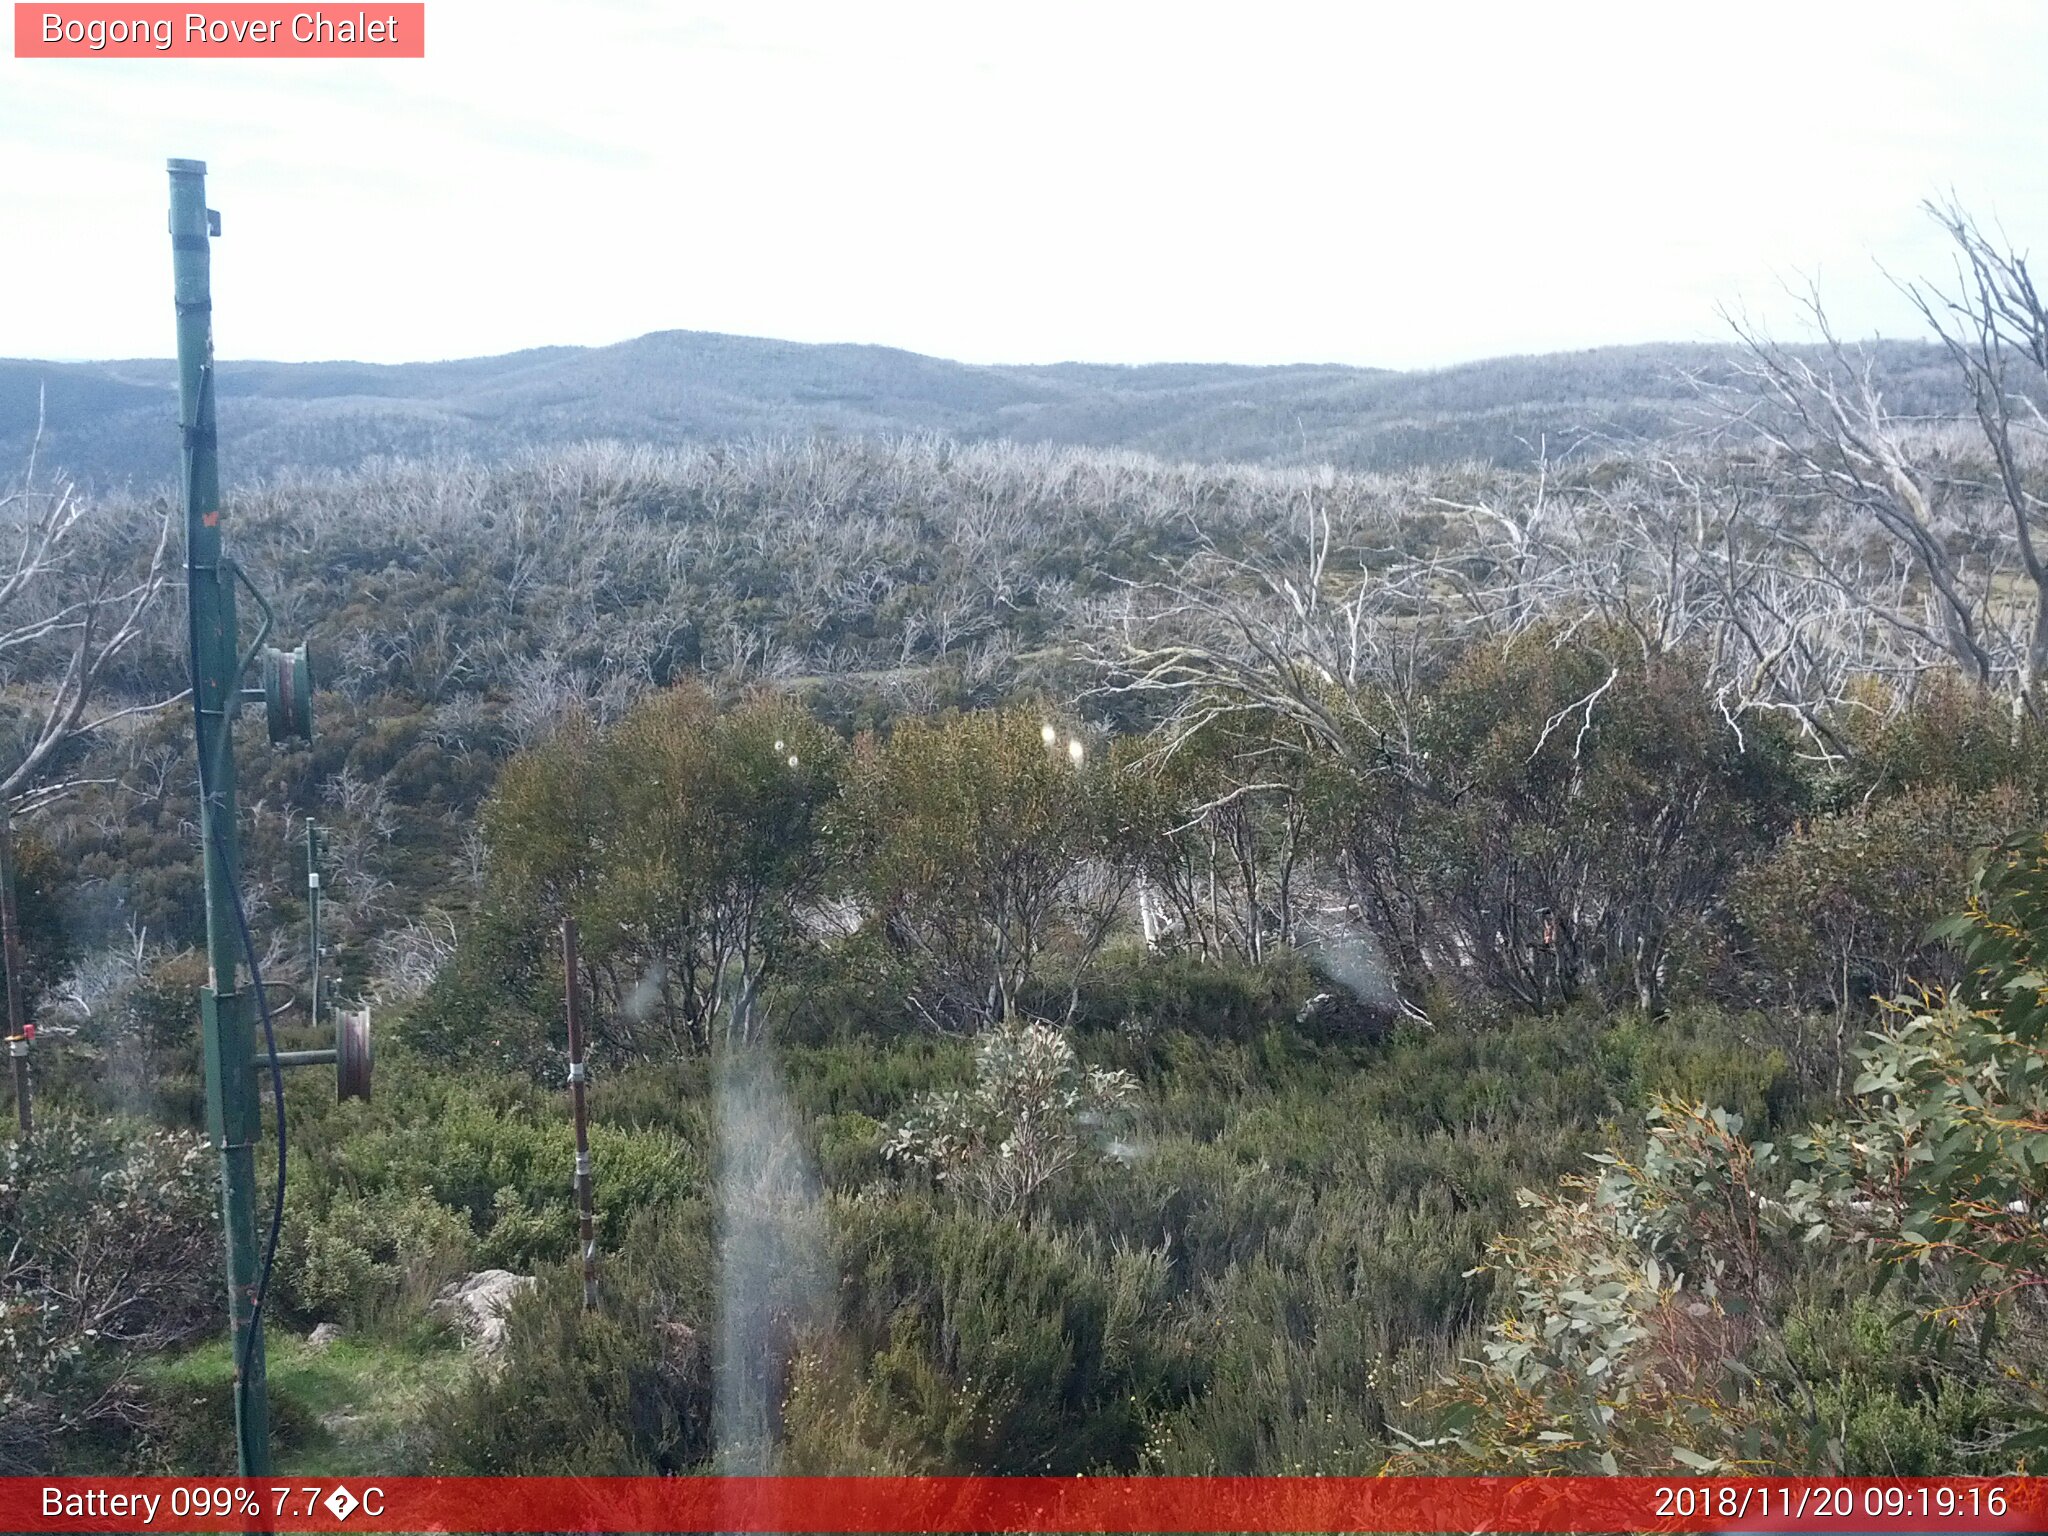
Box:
[1593,1006,1803,1137]
[291,1054,699,1269]
[1337,629,1806,1012]
[837,709,1133,1030]
[1,1113,219,1471]
[1399,835,2048,1477]
[31,934,1972,1479]
[1772,1294,2011,1475]
[1067,948,1319,1043]
[423,1203,715,1474]
[821,1197,1171,1473]
[1834,676,2048,809]
[1787,832,2048,1448]
[1730,785,2041,1042]
[402,900,552,1072]
[1112,720,1313,966]
[1392,1100,1800,1474]
[275,1185,475,1329]
[1136,1252,1388,1474]
[883,1019,1140,1218]
[480,684,843,1054]
[0,827,73,1020]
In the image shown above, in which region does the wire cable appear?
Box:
[229,871,286,1391]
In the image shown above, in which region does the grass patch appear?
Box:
[140,1332,472,1476]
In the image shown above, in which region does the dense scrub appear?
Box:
[17,641,2046,1476]
[7,361,2048,1474]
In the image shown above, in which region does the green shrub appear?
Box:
[1065,950,1317,1044]
[1137,1254,1388,1474]
[826,1197,1171,1473]
[1336,629,1807,1013]
[1,1113,219,1472]
[1834,675,2048,808]
[137,1366,318,1475]
[1731,786,1992,1027]
[476,1186,577,1270]
[423,1267,711,1473]
[275,1186,474,1330]
[422,1201,714,1474]
[1595,1005,1805,1134]
[0,827,75,1020]
[1787,830,2048,1450]
[833,708,1134,1030]
[1773,1294,2009,1475]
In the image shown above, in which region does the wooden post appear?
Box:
[1,807,30,1138]
[7,1030,26,1138]
[562,917,598,1309]
[0,809,27,1028]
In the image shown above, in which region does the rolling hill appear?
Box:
[0,329,1958,488]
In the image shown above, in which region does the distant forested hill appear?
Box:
[0,330,1958,486]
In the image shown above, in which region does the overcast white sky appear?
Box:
[4,1,2045,370]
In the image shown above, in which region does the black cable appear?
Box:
[229,872,287,1391]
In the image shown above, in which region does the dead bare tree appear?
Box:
[1558,458,1889,760]
[0,409,176,1042]
[1723,201,2048,718]
[1726,301,2003,688]
[0,410,176,804]
[1902,198,2048,708]
[1097,487,1425,770]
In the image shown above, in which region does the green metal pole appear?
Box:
[170,157,270,1478]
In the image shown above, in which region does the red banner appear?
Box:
[13,4,424,58]
[2,1476,2042,1533]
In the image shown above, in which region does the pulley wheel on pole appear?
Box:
[263,644,313,744]
[336,1006,372,1102]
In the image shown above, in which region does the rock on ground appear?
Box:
[429,1269,536,1355]
[306,1321,343,1351]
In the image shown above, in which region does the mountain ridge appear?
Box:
[0,328,1958,487]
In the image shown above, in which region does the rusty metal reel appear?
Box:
[262,643,313,744]
[336,1005,372,1102]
